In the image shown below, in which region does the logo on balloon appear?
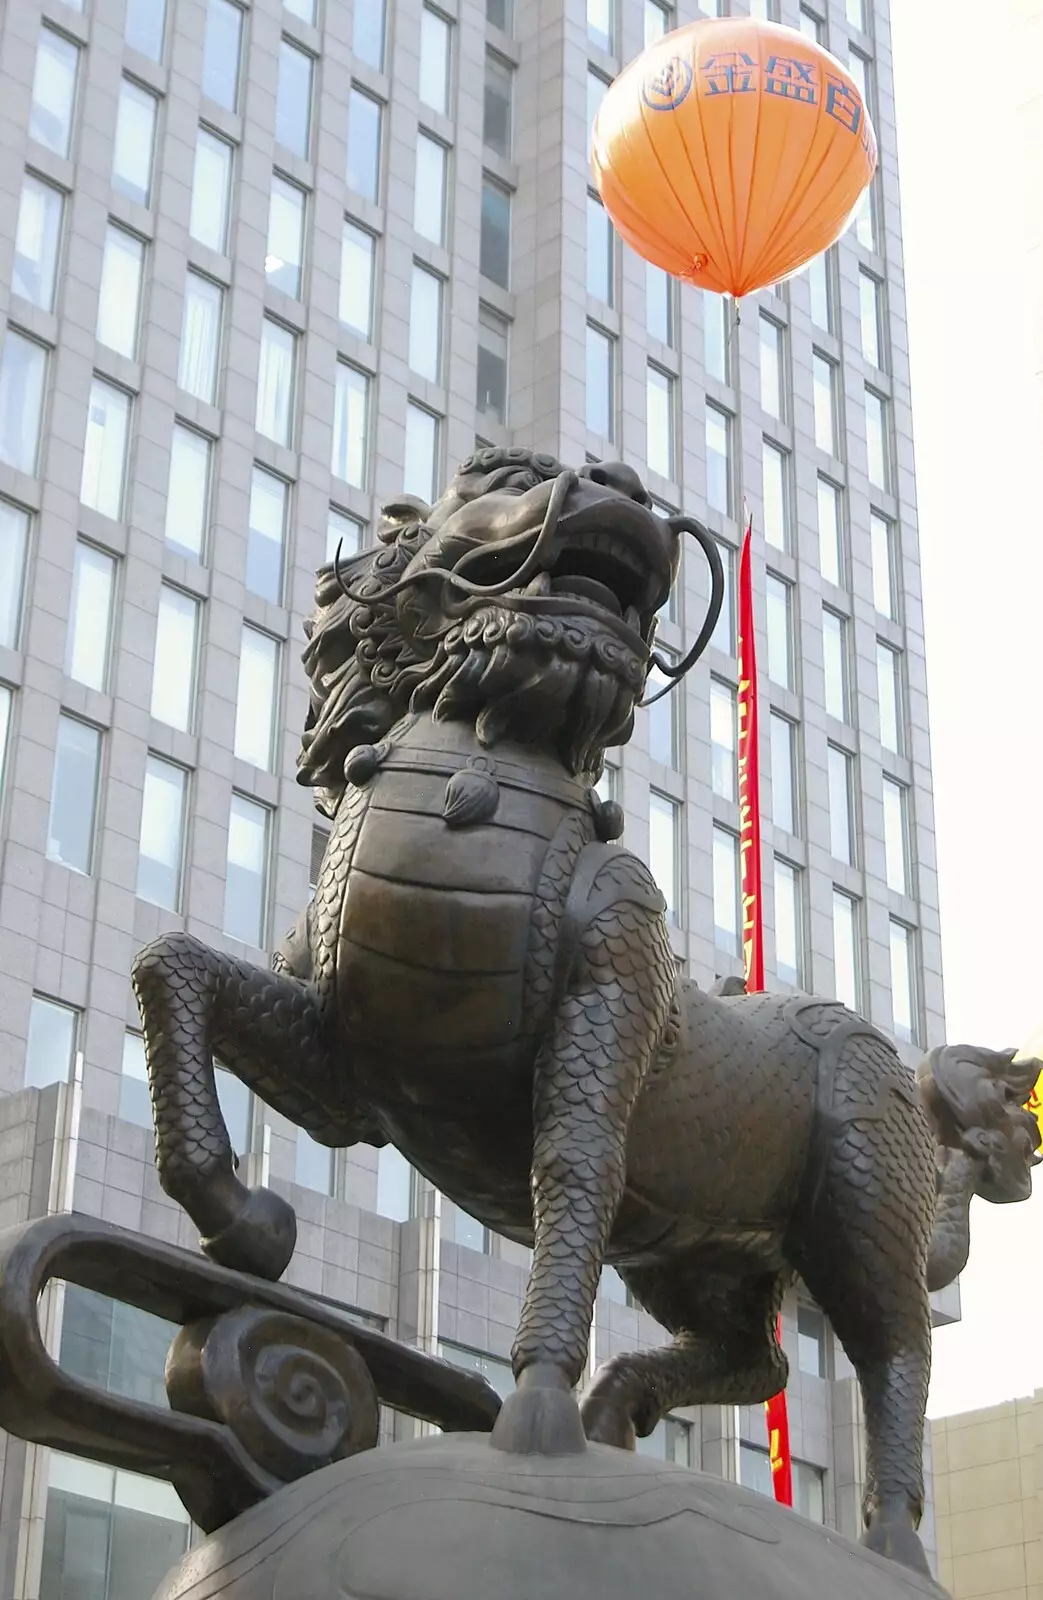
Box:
[642,57,694,112]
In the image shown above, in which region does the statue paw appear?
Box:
[489,1375,586,1458]
[861,1515,933,1581]
[201,1187,297,1281]
[580,1395,636,1451]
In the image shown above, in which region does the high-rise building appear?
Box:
[0,0,951,1592]
[932,1392,1042,1600]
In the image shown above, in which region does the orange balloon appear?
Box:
[591,17,877,298]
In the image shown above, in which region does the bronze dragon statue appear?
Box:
[131,448,1040,1580]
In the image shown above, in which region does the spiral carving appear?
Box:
[166,1307,379,1484]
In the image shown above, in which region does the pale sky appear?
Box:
[888,0,1043,1418]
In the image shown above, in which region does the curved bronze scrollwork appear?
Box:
[0,1213,500,1533]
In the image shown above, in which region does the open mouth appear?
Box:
[545,527,650,624]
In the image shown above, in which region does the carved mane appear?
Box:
[297,503,434,818]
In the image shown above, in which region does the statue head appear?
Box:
[917,1045,1042,1203]
[297,448,721,814]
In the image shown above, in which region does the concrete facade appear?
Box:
[933,1394,1042,1600]
[0,0,948,1593]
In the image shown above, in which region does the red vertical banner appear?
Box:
[737,514,794,1509]
[736,519,764,993]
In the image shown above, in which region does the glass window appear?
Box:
[587,193,613,304]
[0,501,30,650]
[246,466,287,603]
[770,713,796,835]
[871,512,896,618]
[705,404,731,515]
[439,1343,515,1399]
[480,179,510,287]
[636,1416,694,1466]
[774,857,802,985]
[234,626,280,770]
[483,51,512,158]
[865,387,890,489]
[650,792,679,925]
[340,220,375,337]
[47,716,100,873]
[646,265,672,345]
[586,325,614,440]
[191,130,233,256]
[588,0,613,52]
[600,1266,627,1305]
[0,685,10,793]
[178,272,223,404]
[403,403,439,505]
[265,175,305,298]
[332,362,369,486]
[224,793,270,946]
[25,995,78,1089]
[890,922,916,1043]
[765,573,792,689]
[859,271,884,369]
[848,46,872,114]
[704,289,728,382]
[846,0,866,26]
[346,89,382,203]
[326,507,364,564]
[447,1204,489,1252]
[310,825,328,890]
[285,0,316,20]
[856,180,878,251]
[66,541,115,691]
[151,586,199,731]
[883,777,909,895]
[812,352,837,455]
[587,70,608,160]
[759,315,784,418]
[419,9,452,114]
[710,539,734,655]
[218,1068,252,1155]
[822,607,848,722]
[477,307,508,426]
[202,0,242,109]
[376,1146,415,1221]
[409,265,443,383]
[119,1031,150,1127]
[0,329,47,475]
[30,28,79,159]
[276,39,313,158]
[739,1444,774,1500]
[255,318,295,446]
[644,0,671,45]
[414,134,447,246]
[354,0,386,70]
[799,6,823,40]
[798,1303,828,1377]
[644,660,676,768]
[295,1131,334,1194]
[827,743,853,865]
[807,249,833,332]
[487,0,511,28]
[96,225,145,359]
[13,175,63,312]
[125,0,166,59]
[817,476,843,587]
[137,755,186,910]
[164,425,210,561]
[80,378,131,521]
[832,890,860,1010]
[877,641,902,753]
[794,1461,826,1525]
[762,440,788,551]
[712,826,739,954]
[112,79,157,207]
[646,366,674,481]
[710,678,735,800]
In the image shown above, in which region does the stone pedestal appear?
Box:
[156,1433,946,1600]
